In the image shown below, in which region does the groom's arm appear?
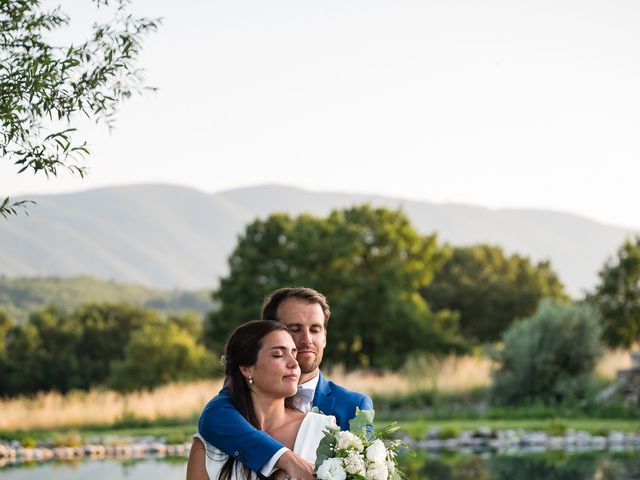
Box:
[357,393,374,438]
[198,388,285,473]
[359,394,373,411]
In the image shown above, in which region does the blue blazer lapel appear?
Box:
[312,371,335,415]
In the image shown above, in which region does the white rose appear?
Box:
[366,462,389,480]
[365,439,386,463]
[343,450,366,475]
[317,458,347,480]
[336,431,364,452]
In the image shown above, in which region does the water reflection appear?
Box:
[406,450,640,480]
[0,457,186,480]
[1,451,639,480]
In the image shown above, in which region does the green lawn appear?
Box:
[386,418,640,438]
[3,416,639,447]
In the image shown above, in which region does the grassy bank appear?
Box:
[0,355,493,432]
[393,418,640,438]
[3,416,640,448]
[0,351,634,439]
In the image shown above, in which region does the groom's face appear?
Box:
[276,298,327,383]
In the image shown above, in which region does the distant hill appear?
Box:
[0,275,214,323]
[0,183,636,296]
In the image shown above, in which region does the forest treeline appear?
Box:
[1,205,638,405]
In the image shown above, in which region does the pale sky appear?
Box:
[3,0,640,229]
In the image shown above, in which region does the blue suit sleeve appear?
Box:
[197,388,285,473]
[359,394,373,411]
[359,394,374,438]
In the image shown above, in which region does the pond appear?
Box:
[1,450,639,480]
[0,457,187,480]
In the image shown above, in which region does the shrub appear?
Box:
[107,321,217,392]
[491,300,603,405]
[52,431,82,447]
[545,421,569,436]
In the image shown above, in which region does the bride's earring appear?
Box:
[248,377,254,385]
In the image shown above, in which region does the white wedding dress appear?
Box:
[193,412,336,480]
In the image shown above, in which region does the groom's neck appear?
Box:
[299,368,319,384]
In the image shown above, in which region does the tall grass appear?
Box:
[0,350,631,432]
[0,380,223,431]
[329,354,494,395]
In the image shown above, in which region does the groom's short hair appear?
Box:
[261,287,331,327]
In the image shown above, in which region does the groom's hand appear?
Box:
[275,451,314,480]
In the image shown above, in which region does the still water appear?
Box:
[1,451,639,480]
[0,457,187,480]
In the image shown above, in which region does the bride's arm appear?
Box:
[186,438,209,480]
[274,451,315,480]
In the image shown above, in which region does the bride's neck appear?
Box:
[251,394,287,432]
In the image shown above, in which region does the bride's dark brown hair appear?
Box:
[218,320,297,480]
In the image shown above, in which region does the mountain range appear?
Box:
[1,184,635,296]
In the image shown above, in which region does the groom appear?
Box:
[198,287,373,480]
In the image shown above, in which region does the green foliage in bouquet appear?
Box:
[315,408,406,480]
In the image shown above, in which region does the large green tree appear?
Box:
[206,205,464,370]
[71,303,163,387]
[422,244,569,344]
[587,236,640,348]
[1,0,159,217]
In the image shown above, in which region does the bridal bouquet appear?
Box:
[314,408,403,480]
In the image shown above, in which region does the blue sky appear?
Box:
[3,0,640,229]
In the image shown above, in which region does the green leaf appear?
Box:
[314,428,338,469]
[348,407,375,437]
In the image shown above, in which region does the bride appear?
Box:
[186,320,335,480]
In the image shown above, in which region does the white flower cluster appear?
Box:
[315,410,400,480]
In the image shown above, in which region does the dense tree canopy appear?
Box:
[0,310,11,355]
[206,205,465,370]
[422,244,569,343]
[0,303,211,396]
[587,236,640,348]
[1,0,158,217]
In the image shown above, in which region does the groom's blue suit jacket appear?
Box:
[197,371,373,473]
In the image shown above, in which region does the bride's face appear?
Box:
[244,330,300,398]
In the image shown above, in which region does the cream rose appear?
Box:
[366,462,389,480]
[336,430,364,452]
[365,439,386,463]
[317,458,347,480]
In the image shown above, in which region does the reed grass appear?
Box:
[0,350,632,432]
[0,379,222,431]
[328,354,494,395]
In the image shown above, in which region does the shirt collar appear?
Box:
[299,371,320,392]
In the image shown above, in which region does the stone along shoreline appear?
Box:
[0,436,191,468]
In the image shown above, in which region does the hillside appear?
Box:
[0,275,214,323]
[0,183,635,295]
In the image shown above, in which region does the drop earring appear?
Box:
[248,377,254,385]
